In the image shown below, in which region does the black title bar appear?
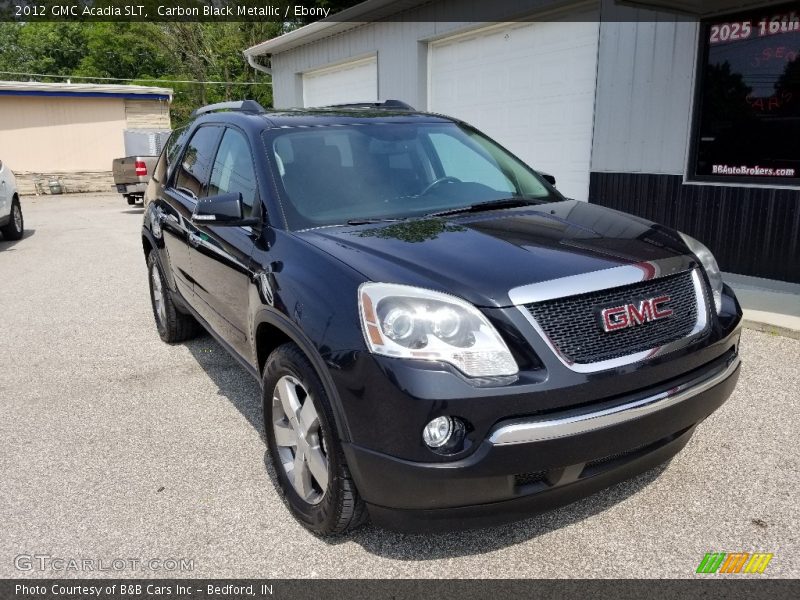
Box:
[3,0,792,23]
[2,579,800,600]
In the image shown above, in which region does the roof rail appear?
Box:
[323,99,415,111]
[190,99,266,118]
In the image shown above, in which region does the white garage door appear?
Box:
[302,56,378,108]
[429,18,599,201]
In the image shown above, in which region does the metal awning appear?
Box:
[244,0,791,60]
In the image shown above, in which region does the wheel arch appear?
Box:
[141,227,182,296]
[142,233,154,258]
[254,309,352,442]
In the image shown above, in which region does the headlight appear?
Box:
[679,232,723,313]
[358,283,518,377]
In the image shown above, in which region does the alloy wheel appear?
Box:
[150,265,166,326]
[272,375,329,504]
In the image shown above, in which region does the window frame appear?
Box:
[687,3,800,188]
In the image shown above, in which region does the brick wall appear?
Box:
[15,171,115,196]
[124,99,171,129]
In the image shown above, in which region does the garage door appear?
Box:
[428,18,599,201]
[302,56,378,108]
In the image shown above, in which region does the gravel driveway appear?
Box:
[1,193,798,578]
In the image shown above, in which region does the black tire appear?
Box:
[126,195,136,206]
[146,251,200,343]
[1,198,24,241]
[263,343,367,535]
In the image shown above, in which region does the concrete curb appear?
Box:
[741,319,800,341]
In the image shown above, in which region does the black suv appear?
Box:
[142,100,742,534]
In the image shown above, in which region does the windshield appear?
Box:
[265,122,562,230]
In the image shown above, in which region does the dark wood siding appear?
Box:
[589,172,800,284]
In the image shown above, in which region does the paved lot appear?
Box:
[1,193,798,579]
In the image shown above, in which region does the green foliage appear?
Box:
[77,23,172,80]
[160,21,282,124]
[0,20,283,126]
[0,0,368,125]
[6,23,88,76]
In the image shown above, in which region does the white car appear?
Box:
[0,159,24,241]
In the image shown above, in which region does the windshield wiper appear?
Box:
[345,217,406,225]
[426,197,536,218]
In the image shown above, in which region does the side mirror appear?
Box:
[192,192,258,226]
[539,171,556,186]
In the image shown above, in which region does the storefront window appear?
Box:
[691,4,799,184]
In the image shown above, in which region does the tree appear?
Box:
[77,23,172,81]
[0,2,363,124]
[160,22,280,123]
[3,23,88,78]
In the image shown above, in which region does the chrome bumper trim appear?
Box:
[488,355,740,445]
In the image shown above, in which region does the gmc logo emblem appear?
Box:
[600,296,673,332]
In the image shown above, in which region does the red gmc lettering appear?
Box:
[628,300,654,325]
[601,296,672,332]
[651,295,673,319]
[602,306,630,331]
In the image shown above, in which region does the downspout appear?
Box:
[246,52,273,76]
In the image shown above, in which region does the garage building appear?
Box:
[0,81,172,195]
[244,0,799,284]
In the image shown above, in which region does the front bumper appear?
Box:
[344,349,740,532]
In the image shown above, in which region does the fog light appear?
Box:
[423,416,454,448]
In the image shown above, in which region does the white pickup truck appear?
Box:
[112,155,159,205]
[0,159,24,241]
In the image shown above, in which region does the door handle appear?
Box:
[188,232,201,247]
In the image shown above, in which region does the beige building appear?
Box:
[0,81,172,194]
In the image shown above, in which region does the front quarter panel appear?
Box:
[142,198,181,294]
[249,229,370,438]
[254,230,368,354]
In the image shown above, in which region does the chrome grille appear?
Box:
[525,270,702,364]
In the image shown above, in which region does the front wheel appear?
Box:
[263,343,367,534]
[1,199,24,241]
[146,251,200,343]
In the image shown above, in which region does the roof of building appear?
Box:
[0,81,173,101]
[243,0,774,58]
[244,0,419,58]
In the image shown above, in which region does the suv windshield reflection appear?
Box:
[265,122,561,229]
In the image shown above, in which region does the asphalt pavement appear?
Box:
[0,193,798,578]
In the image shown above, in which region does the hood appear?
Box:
[295,200,689,307]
